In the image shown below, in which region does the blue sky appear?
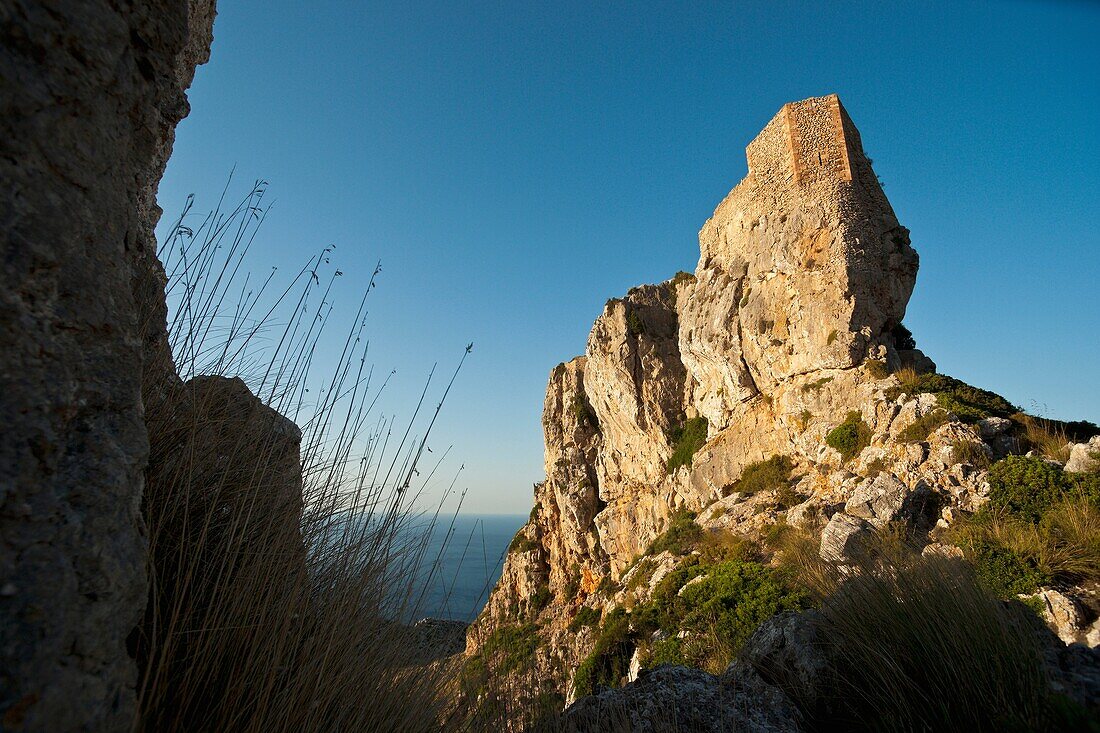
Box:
[159,0,1100,514]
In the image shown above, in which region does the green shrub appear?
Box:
[698,530,759,563]
[563,565,581,599]
[529,586,551,615]
[646,510,702,556]
[625,558,657,592]
[571,394,599,430]
[965,534,1050,597]
[948,457,1100,596]
[569,606,601,632]
[797,409,813,431]
[775,485,804,510]
[633,558,810,674]
[897,409,950,443]
[801,376,833,393]
[478,623,541,676]
[891,322,917,350]
[951,440,992,468]
[666,417,709,473]
[826,411,872,462]
[988,456,1073,522]
[667,271,695,308]
[732,455,794,496]
[648,636,684,666]
[885,372,1016,423]
[626,309,645,336]
[509,532,539,553]
[576,556,810,686]
[573,608,632,695]
[675,562,810,664]
[863,457,888,476]
[670,271,695,286]
[826,329,839,345]
[865,359,889,379]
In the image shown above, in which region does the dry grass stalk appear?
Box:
[1015,413,1072,462]
[136,181,471,732]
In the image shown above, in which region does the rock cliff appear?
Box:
[0,2,215,729]
[465,94,1099,721]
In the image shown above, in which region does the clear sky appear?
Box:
[158,0,1100,515]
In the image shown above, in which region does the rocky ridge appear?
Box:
[465,95,1100,725]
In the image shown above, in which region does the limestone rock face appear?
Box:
[585,285,688,494]
[0,2,215,729]
[819,513,871,563]
[682,95,918,429]
[542,358,604,568]
[465,95,1061,720]
[844,472,932,529]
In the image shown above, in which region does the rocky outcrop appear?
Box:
[142,374,305,619]
[0,2,215,729]
[465,94,1095,721]
[558,662,804,733]
[1066,436,1100,474]
[681,94,917,429]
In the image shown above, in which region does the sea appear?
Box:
[407,513,527,623]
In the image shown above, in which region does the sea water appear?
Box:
[407,513,526,623]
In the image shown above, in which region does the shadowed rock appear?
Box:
[0,1,215,729]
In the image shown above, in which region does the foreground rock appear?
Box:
[0,2,215,729]
[558,663,803,733]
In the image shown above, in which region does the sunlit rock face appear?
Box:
[682,94,917,430]
[467,94,939,706]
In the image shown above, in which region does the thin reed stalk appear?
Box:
[136,180,471,732]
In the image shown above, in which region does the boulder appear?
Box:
[727,610,829,711]
[558,663,803,733]
[819,512,871,562]
[1020,588,1094,647]
[844,473,932,529]
[1065,436,1100,474]
[977,417,1014,440]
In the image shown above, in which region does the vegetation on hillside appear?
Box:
[826,411,872,462]
[887,369,1017,422]
[948,455,1100,597]
[573,552,809,695]
[667,417,709,472]
[897,408,950,443]
[645,510,703,556]
[726,454,795,496]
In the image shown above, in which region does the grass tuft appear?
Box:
[140,184,474,732]
[728,455,794,496]
[897,409,950,443]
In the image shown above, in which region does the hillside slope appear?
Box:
[463,95,1100,729]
